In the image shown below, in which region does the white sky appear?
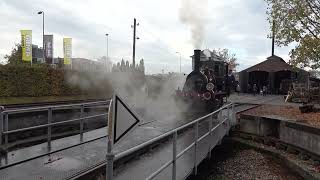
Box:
[0,0,294,74]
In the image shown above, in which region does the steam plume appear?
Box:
[179,0,208,49]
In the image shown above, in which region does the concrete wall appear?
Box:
[239,114,279,137]
[239,114,320,157]
[280,122,320,156]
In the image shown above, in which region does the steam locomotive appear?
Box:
[175,49,229,112]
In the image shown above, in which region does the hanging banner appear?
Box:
[21,30,32,62]
[63,38,72,65]
[44,35,53,64]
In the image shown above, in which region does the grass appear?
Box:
[0,95,107,105]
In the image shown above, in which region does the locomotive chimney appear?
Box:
[194,49,201,71]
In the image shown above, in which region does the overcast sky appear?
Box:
[0,0,294,74]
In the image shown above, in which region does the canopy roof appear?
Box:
[242,55,294,73]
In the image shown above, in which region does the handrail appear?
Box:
[66,103,235,180]
[145,115,231,180]
[2,113,108,135]
[2,100,110,114]
[115,103,232,161]
[0,100,110,152]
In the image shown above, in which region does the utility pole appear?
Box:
[132,18,137,67]
[271,20,275,56]
[176,52,181,73]
[106,33,109,70]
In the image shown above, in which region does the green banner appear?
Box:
[63,38,72,65]
[21,30,32,62]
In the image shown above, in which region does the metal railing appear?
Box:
[0,100,110,151]
[68,103,235,180]
[111,103,235,180]
[145,103,234,180]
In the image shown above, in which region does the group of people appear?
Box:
[247,83,268,96]
[225,70,270,97]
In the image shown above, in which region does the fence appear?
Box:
[0,100,110,152]
[78,103,235,180]
[145,103,235,180]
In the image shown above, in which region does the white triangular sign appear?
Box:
[112,94,140,145]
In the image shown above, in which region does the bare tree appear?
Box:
[212,48,239,72]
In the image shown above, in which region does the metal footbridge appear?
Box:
[0,101,236,180]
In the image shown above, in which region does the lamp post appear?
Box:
[105,33,109,67]
[38,11,45,64]
[176,52,181,73]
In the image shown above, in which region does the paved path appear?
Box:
[228,94,301,106]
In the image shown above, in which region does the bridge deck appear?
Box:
[0,95,273,180]
[0,111,209,179]
[114,115,226,180]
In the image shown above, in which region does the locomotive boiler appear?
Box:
[175,49,229,112]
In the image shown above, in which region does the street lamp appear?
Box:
[105,33,109,61]
[38,11,45,63]
[176,52,181,73]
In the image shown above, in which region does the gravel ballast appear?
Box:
[188,141,304,180]
[207,149,303,180]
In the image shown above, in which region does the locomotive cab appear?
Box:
[175,49,228,112]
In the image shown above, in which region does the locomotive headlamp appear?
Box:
[206,83,214,91]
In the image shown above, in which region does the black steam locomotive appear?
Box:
[175,49,229,112]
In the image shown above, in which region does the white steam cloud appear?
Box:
[179,0,208,49]
[67,70,188,123]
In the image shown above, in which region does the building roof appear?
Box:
[242,55,294,73]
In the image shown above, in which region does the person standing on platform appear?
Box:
[226,70,235,97]
[263,85,267,96]
[236,83,240,95]
[253,84,257,96]
[247,83,251,93]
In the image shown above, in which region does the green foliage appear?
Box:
[0,66,85,97]
[1,43,115,97]
[265,0,320,69]
[4,44,24,66]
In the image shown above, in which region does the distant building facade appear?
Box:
[112,58,145,75]
[32,45,44,63]
[72,58,107,72]
[53,57,109,72]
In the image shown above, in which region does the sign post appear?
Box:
[106,94,141,180]
[106,99,114,180]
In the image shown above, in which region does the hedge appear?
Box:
[0,65,113,97]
